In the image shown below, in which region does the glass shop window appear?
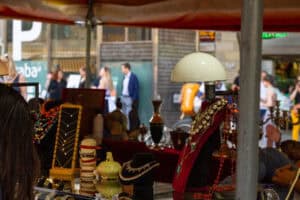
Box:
[103,26,125,42]
[52,24,93,41]
[128,27,152,41]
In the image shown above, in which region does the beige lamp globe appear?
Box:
[171,52,226,82]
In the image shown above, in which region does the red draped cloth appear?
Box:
[173,99,227,193]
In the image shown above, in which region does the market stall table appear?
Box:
[102,139,180,183]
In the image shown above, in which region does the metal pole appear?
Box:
[236,0,263,199]
[85,22,92,87]
[46,24,52,72]
[152,28,159,97]
[85,0,94,88]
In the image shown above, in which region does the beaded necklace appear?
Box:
[176,98,228,175]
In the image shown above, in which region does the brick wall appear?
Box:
[157,29,196,127]
[215,32,240,84]
[100,42,152,61]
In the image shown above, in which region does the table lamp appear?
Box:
[171,52,226,101]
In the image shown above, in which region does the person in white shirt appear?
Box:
[259,74,278,148]
[260,71,268,119]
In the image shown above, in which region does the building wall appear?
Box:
[215,32,240,84]
[157,29,196,127]
[100,42,152,62]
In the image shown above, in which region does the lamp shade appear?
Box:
[171,52,226,82]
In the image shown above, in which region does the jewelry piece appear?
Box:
[125,161,158,173]
[61,120,78,129]
[58,142,75,153]
[52,104,82,169]
[61,109,79,118]
[119,161,160,182]
[176,99,228,175]
[57,133,75,144]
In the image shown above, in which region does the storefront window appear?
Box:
[128,27,152,41]
[103,26,125,42]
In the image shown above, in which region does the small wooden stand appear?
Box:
[50,104,82,181]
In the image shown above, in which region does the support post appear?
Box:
[236,0,263,199]
[152,28,159,97]
[85,0,94,88]
[46,24,52,72]
[85,22,92,87]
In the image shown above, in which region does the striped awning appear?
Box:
[1,0,300,31]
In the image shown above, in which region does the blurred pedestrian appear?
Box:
[98,66,117,112]
[290,75,300,141]
[121,63,139,127]
[231,71,240,91]
[2,54,27,99]
[79,66,86,88]
[47,69,67,101]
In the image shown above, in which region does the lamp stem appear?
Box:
[205,82,215,102]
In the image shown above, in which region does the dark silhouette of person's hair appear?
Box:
[122,62,131,70]
[0,83,40,200]
[28,97,44,113]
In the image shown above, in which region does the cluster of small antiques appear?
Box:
[33,99,164,200]
[32,87,300,200]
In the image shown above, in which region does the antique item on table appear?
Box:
[96,179,122,199]
[117,192,133,200]
[97,152,121,180]
[149,99,164,149]
[213,102,238,159]
[79,137,99,196]
[139,124,148,143]
[170,128,189,150]
[32,106,59,144]
[92,113,103,145]
[50,104,82,181]
[96,152,122,199]
[119,153,160,200]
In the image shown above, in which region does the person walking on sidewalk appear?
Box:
[290,75,300,141]
[120,63,139,128]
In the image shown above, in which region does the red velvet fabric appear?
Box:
[102,139,180,183]
[173,100,227,193]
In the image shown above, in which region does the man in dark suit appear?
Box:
[121,63,139,128]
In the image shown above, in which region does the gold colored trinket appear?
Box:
[96,152,121,180]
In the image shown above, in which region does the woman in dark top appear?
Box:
[0,83,39,200]
[47,69,67,101]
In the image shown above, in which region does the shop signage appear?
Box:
[13,20,42,61]
[15,60,47,100]
[199,31,215,42]
[262,32,288,39]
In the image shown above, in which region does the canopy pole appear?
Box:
[85,0,94,88]
[236,0,263,199]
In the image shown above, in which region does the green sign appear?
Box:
[15,61,47,100]
[262,32,288,39]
